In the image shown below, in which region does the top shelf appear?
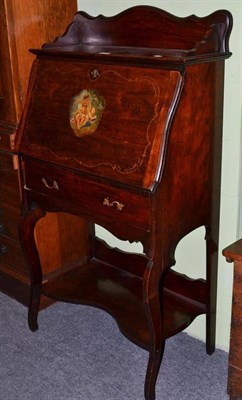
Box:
[38,6,232,63]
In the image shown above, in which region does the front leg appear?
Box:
[19,202,46,332]
[145,343,165,400]
[143,262,166,400]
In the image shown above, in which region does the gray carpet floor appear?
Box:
[0,292,229,400]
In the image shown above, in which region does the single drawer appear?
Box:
[23,159,150,231]
[0,235,29,278]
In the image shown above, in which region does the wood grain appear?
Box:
[0,0,79,306]
[17,6,232,400]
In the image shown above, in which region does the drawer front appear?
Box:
[23,160,150,230]
[0,235,29,278]
[0,202,20,240]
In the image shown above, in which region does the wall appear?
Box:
[77,0,242,351]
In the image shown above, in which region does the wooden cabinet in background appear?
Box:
[0,0,88,308]
[223,240,242,400]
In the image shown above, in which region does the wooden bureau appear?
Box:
[16,6,232,400]
[0,0,81,307]
[223,241,242,400]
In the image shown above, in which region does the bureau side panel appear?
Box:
[156,61,225,251]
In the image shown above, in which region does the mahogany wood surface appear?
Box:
[17,6,232,400]
[41,255,205,349]
[0,0,82,307]
[20,63,181,189]
[223,241,242,399]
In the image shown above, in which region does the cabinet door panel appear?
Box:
[0,0,78,304]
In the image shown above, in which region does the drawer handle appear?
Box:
[41,177,59,191]
[0,244,7,256]
[103,197,125,211]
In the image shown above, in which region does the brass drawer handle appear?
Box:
[41,177,59,191]
[103,197,125,211]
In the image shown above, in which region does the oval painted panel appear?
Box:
[69,89,105,137]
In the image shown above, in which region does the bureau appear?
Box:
[16,6,232,400]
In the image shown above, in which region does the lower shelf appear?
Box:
[42,259,206,350]
[0,268,54,309]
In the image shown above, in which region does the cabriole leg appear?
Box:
[28,284,42,332]
[19,202,46,332]
[144,345,165,400]
[143,267,166,400]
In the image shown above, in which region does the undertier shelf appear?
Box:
[42,259,206,350]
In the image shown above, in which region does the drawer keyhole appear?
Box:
[89,68,100,79]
